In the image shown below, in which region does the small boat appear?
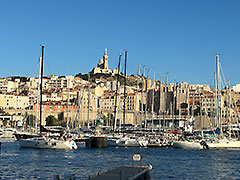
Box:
[116,136,148,147]
[173,140,208,149]
[19,137,77,150]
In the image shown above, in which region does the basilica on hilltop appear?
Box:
[91,49,118,75]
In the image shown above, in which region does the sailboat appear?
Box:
[173,88,209,149]
[207,54,240,149]
[19,46,77,150]
[173,140,208,149]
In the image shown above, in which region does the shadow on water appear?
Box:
[0,141,240,179]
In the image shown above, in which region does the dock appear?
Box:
[88,165,150,180]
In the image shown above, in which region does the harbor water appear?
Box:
[1,141,240,179]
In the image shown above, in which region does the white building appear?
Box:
[233,84,240,92]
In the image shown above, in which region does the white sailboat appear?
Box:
[173,88,209,150]
[208,54,240,149]
[19,137,77,149]
[173,140,208,149]
[208,138,240,148]
[116,136,148,147]
[19,46,77,150]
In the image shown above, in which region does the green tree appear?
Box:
[46,115,58,126]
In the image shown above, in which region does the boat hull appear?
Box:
[208,139,240,148]
[19,138,77,150]
[173,141,203,149]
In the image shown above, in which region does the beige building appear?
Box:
[0,93,29,110]
[233,84,240,92]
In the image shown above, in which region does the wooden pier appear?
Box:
[88,165,150,180]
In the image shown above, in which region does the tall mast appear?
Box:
[159,76,162,130]
[173,80,176,129]
[39,45,44,133]
[123,51,127,131]
[214,72,217,128]
[78,79,83,128]
[178,84,181,121]
[216,54,222,135]
[134,65,141,126]
[66,79,70,129]
[186,84,190,117]
[36,56,42,130]
[151,72,155,121]
[227,80,231,132]
[192,90,195,118]
[87,73,90,129]
[141,65,145,125]
[163,72,168,129]
[113,54,121,131]
[144,69,149,127]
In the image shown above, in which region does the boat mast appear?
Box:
[227,80,233,136]
[87,73,91,129]
[141,65,145,126]
[163,72,168,129]
[151,72,155,123]
[134,65,141,126]
[39,45,44,134]
[173,80,176,129]
[123,51,127,131]
[35,56,42,131]
[144,69,149,128]
[66,79,70,129]
[216,54,222,136]
[214,72,217,128]
[113,54,121,131]
[178,84,181,122]
[159,76,162,130]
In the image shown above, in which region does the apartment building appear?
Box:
[0,93,29,110]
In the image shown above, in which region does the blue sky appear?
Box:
[0,0,240,86]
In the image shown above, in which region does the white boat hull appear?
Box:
[116,139,140,147]
[19,137,77,150]
[173,141,204,149]
[116,137,148,147]
[208,139,240,148]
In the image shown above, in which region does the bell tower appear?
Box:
[103,48,108,69]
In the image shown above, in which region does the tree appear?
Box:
[46,115,58,126]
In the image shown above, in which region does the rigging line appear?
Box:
[33,47,43,78]
[219,62,227,88]
[33,59,40,78]
[42,49,52,76]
